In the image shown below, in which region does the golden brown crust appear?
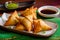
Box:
[16,17,32,32]
[33,19,52,33]
[33,20,42,33]
[15,23,25,31]
[4,10,19,26]
[39,19,52,31]
[25,15,33,23]
[21,6,37,20]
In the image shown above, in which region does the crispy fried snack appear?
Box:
[39,19,52,31]
[25,15,33,23]
[17,17,32,32]
[29,6,37,19]
[21,8,32,16]
[21,6,37,20]
[33,19,52,33]
[4,10,19,26]
[33,20,42,33]
[15,23,25,31]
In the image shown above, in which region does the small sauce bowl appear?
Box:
[38,6,60,18]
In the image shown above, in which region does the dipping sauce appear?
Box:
[7,3,18,9]
[41,9,56,14]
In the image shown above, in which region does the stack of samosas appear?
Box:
[4,7,52,33]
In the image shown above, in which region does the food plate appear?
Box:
[0,13,57,37]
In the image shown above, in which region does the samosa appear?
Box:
[21,6,37,20]
[21,8,31,16]
[33,19,52,33]
[33,20,42,33]
[39,19,52,31]
[25,14,33,23]
[4,10,19,26]
[29,6,37,19]
[15,23,25,31]
[17,17,32,32]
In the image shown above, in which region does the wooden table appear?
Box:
[0,0,60,16]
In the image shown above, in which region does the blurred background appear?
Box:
[0,0,60,8]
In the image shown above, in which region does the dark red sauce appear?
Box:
[41,9,56,14]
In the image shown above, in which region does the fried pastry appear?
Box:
[29,6,37,19]
[21,8,31,16]
[39,19,52,31]
[33,19,52,33]
[25,15,33,23]
[15,23,25,31]
[33,20,42,33]
[4,10,19,26]
[21,6,37,19]
[17,17,32,32]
